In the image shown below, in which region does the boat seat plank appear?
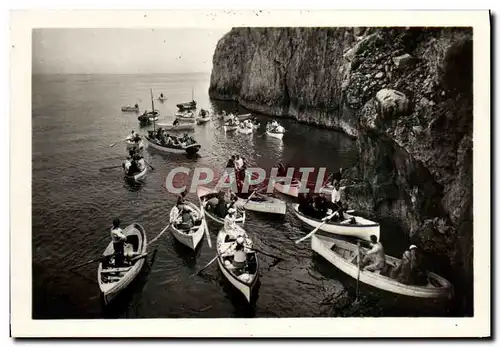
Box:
[101,266,132,274]
[346,252,358,264]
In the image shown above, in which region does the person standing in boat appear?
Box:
[177,191,187,207]
[276,162,286,177]
[329,167,343,186]
[110,219,127,267]
[359,235,386,272]
[329,182,346,220]
[224,208,237,235]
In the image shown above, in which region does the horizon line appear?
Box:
[32,71,212,76]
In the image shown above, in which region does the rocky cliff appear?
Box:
[209,27,473,314]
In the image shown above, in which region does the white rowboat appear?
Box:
[143,135,200,155]
[169,202,205,250]
[156,123,195,131]
[124,166,147,181]
[234,193,287,215]
[291,203,379,242]
[311,234,453,299]
[216,227,259,302]
[197,186,246,224]
[97,223,147,305]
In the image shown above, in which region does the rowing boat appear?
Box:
[311,233,453,299]
[223,124,239,132]
[156,123,195,131]
[125,139,144,150]
[273,178,301,197]
[234,193,287,215]
[124,166,147,181]
[238,125,253,134]
[177,100,197,111]
[197,186,246,224]
[169,201,205,250]
[196,116,211,124]
[266,123,285,139]
[138,111,159,124]
[158,96,168,101]
[97,223,148,304]
[143,135,200,155]
[121,106,139,112]
[291,203,379,242]
[216,226,259,302]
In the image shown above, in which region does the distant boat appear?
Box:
[138,89,159,125]
[121,104,139,112]
[158,94,168,101]
[176,88,197,111]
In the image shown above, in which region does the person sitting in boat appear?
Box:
[137,155,146,171]
[177,206,196,230]
[270,120,278,129]
[160,93,164,98]
[126,130,136,141]
[359,235,386,273]
[313,193,329,219]
[391,245,427,285]
[169,203,181,224]
[165,135,174,146]
[127,159,141,175]
[231,236,248,272]
[173,118,180,126]
[110,218,127,267]
[134,103,139,108]
[122,157,132,172]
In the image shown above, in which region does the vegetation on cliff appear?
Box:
[209,27,473,314]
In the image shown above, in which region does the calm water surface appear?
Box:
[32,73,453,318]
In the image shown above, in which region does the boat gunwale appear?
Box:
[291,203,380,228]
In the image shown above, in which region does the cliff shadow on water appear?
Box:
[209,27,473,316]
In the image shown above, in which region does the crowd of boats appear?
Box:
[88,89,455,307]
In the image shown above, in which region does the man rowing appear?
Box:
[358,235,386,273]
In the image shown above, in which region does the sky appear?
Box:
[32,28,231,74]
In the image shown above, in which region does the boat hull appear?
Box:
[292,203,379,242]
[234,195,286,215]
[311,234,453,299]
[196,117,211,124]
[97,223,147,305]
[223,125,238,132]
[216,228,258,302]
[121,107,139,112]
[156,123,195,131]
[170,202,205,250]
[266,131,284,139]
[125,140,144,150]
[144,136,200,155]
[273,179,300,197]
[197,186,246,224]
[124,166,147,181]
[238,126,253,134]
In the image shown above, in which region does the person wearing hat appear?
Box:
[391,244,427,285]
[110,219,127,267]
[224,207,237,235]
[359,234,386,272]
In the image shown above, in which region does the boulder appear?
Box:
[392,53,414,70]
[375,89,409,119]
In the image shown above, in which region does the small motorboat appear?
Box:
[311,233,453,299]
[97,223,148,305]
[169,201,206,250]
[216,226,259,302]
[197,186,246,225]
[291,203,379,242]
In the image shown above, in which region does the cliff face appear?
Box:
[210,27,473,313]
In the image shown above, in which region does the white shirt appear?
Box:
[331,188,341,203]
[235,158,244,170]
[169,206,180,223]
[224,214,236,232]
[110,227,126,243]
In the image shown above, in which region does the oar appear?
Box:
[355,242,362,302]
[246,247,286,262]
[109,138,127,147]
[69,255,109,271]
[241,190,257,208]
[199,201,212,248]
[149,223,170,245]
[99,165,122,172]
[191,254,218,277]
[144,160,155,171]
[295,213,336,244]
